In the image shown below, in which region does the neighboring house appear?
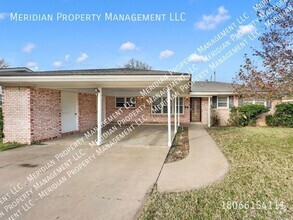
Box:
[0,68,284,146]
[190,81,286,126]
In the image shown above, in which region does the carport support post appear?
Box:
[97,87,102,145]
[174,95,177,134]
[178,97,180,127]
[167,88,172,147]
[208,96,211,127]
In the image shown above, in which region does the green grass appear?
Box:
[0,139,25,151]
[140,127,293,220]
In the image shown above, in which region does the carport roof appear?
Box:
[0,68,189,76]
[0,67,191,94]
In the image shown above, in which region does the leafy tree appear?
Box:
[234,0,292,100]
[123,58,152,70]
[0,58,7,137]
[0,59,9,68]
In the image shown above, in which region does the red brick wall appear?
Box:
[2,87,99,144]
[78,93,97,131]
[3,87,32,144]
[214,109,230,126]
[30,88,62,142]
[201,98,209,125]
[106,96,190,125]
[192,97,230,126]
[256,99,282,126]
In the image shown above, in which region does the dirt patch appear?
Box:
[165,127,189,163]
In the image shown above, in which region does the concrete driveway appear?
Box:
[0,125,169,220]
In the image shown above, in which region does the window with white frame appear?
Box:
[217,96,229,108]
[115,97,136,108]
[282,96,293,103]
[152,98,163,114]
[255,100,266,106]
[0,94,2,108]
[243,100,266,106]
[175,97,184,114]
[243,100,254,105]
[151,97,184,114]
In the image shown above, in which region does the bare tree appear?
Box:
[0,59,9,68]
[234,0,293,100]
[123,58,152,70]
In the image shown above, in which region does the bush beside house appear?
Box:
[0,108,3,138]
[211,108,220,126]
[229,104,269,126]
[266,103,293,127]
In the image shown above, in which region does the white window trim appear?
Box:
[115,97,136,108]
[217,96,229,109]
[254,100,267,106]
[282,99,293,103]
[243,100,267,106]
[151,97,184,115]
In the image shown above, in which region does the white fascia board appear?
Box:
[0,75,190,83]
[189,91,234,96]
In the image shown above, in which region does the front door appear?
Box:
[61,92,78,133]
[191,98,201,122]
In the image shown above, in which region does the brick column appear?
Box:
[3,87,32,144]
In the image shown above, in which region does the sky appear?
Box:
[0,0,266,82]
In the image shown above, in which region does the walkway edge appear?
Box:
[157,124,229,192]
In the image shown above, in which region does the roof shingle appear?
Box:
[0,68,188,76]
[191,81,234,92]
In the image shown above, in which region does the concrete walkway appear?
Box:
[157,124,229,192]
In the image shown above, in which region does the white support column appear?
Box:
[97,87,102,146]
[208,96,211,127]
[174,94,177,134]
[167,88,172,147]
[178,97,180,127]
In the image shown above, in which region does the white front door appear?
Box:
[61,92,78,133]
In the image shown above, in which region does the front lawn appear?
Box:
[0,139,25,151]
[140,127,293,220]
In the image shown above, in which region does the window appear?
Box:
[115,97,136,108]
[243,100,254,105]
[255,100,266,106]
[282,96,293,103]
[0,94,2,108]
[217,96,228,108]
[243,100,266,106]
[177,97,184,114]
[152,98,162,114]
[151,97,184,114]
[115,97,125,107]
[125,97,136,108]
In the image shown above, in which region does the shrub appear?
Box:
[266,103,293,127]
[0,108,3,138]
[229,104,269,126]
[229,107,247,126]
[212,109,220,126]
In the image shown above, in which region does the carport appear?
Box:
[0,68,190,147]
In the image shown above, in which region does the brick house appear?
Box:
[0,67,281,146]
